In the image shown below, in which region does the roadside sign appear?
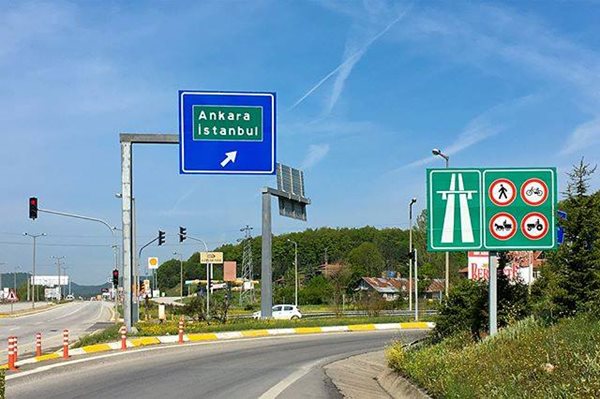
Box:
[6,289,18,302]
[200,251,224,264]
[427,167,557,251]
[148,257,159,270]
[179,91,276,174]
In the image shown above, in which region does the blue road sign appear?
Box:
[557,226,564,244]
[179,91,276,174]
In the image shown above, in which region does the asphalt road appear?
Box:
[7,330,427,399]
[0,300,113,356]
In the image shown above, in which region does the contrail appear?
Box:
[289,9,409,111]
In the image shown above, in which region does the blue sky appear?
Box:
[1,0,600,284]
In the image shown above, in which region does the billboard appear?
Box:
[467,252,521,281]
[223,261,237,282]
[31,275,69,286]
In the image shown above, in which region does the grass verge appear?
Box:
[386,315,600,398]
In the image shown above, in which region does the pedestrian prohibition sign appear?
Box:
[427,167,557,251]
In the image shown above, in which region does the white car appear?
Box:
[253,305,302,320]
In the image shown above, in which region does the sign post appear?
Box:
[200,252,223,318]
[427,167,557,335]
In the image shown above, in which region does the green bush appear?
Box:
[387,315,600,398]
[0,369,4,399]
[432,265,529,342]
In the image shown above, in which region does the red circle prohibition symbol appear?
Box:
[520,212,549,240]
[520,178,549,206]
[489,178,517,206]
[489,212,518,240]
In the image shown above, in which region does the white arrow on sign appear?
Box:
[220,151,238,168]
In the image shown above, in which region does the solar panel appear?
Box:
[276,163,308,220]
[276,163,305,197]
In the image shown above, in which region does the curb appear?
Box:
[0,303,58,319]
[1,322,434,370]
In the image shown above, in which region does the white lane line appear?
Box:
[257,360,321,399]
[55,302,92,321]
[6,330,396,381]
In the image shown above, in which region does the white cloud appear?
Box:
[290,5,410,112]
[398,95,536,169]
[561,118,600,155]
[301,144,330,169]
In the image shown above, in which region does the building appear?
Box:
[461,251,545,284]
[317,263,347,278]
[355,277,445,302]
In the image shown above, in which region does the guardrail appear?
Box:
[230,309,438,319]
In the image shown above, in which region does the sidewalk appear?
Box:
[325,350,430,399]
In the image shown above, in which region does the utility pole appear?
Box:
[287,239,298,307]
[12,266,19,314]
[52,256,65,301]
[24,232,46,308]
[0,262,5,300]
[408,198,417,312]
[240,225,254,305]
[432,148,450,297]
[173,252,183,301]
[61,266,69,296]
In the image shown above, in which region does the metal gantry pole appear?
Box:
[121,141,133,331]
[261,188,273,318]
[489,252,498,335]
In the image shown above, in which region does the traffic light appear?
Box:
[158,230,165,246]
[112,269,119,288]
[179,226,187,243]
[29,197,38,220]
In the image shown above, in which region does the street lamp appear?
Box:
[287,239,299,307]
[173,251,184,301]
[24,232,46,308]
[408,198,417,312]
[432,147,450,297]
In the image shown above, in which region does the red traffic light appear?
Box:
[29,197,38,220]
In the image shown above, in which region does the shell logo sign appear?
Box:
[148,257,159,270]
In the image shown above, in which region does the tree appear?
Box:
[329,266,352,316]
[345,242,386,278]
[535,159,600,318]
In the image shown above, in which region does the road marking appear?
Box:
[258,360,321,399]
[5,330,409,381]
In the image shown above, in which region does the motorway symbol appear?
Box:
[489,212,517,240]
[489,178,516,206]
[428,169,482,251]
[520,178,548,206]
[179,91,276,175]
[521,212,549,240]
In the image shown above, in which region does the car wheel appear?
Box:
[291,316,299,320]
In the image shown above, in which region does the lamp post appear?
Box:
[287,239,298,307]
[432,148,450,297]
[24,232,46,308]
[51,256,65,301]
[173,252,184,301]
[408,198,417,312]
